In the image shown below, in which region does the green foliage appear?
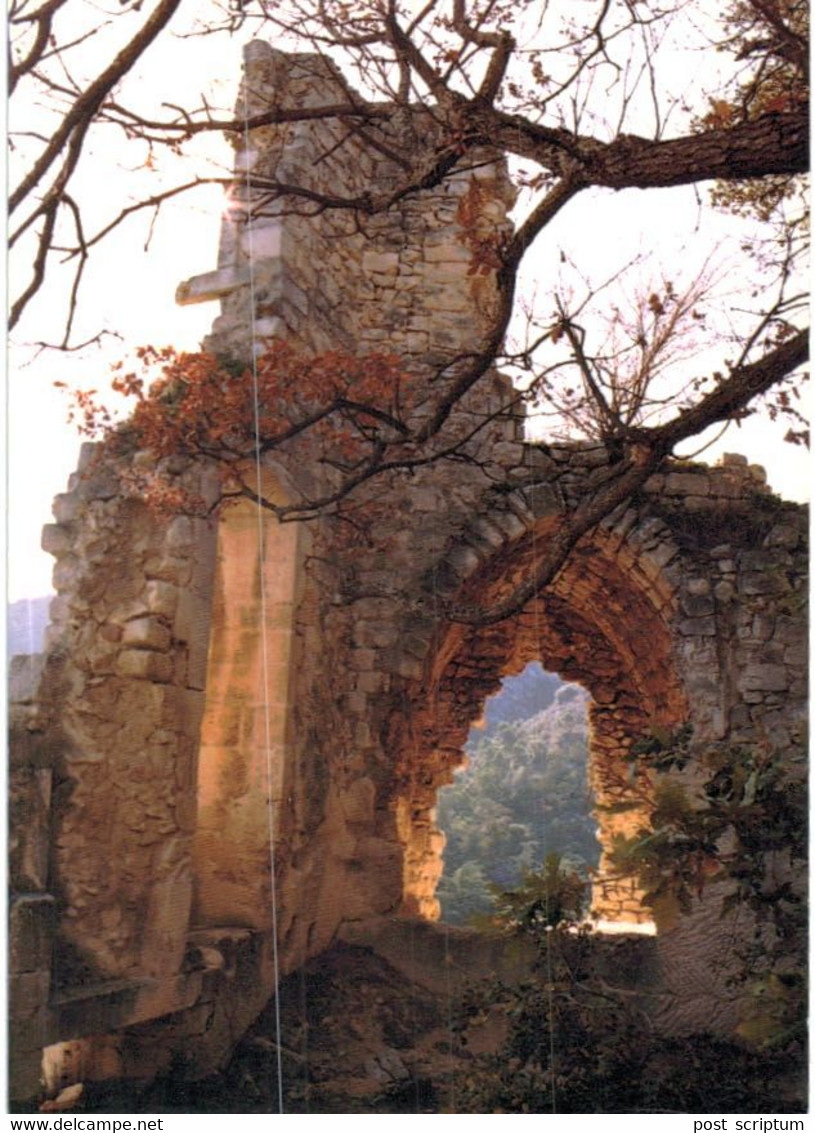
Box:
[451,923,645,1113]
[630,722,692,769]
[450,920,802,1113]
[611,733,807,932]
[486,853,589,934]
[436,681,598,924]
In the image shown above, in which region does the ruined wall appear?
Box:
[379,451,807,932]
[174,40,526,971]
[9,41,808,1103]
[9,448,221,1096]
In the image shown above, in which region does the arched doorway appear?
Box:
[391,518,686,929]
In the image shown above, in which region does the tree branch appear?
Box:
[445,328,809,626]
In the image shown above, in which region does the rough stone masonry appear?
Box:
[8,42,807,1104]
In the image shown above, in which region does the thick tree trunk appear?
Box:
[480,105,809,186]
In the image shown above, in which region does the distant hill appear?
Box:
[478,661,560,733]
[7,596,52,657]
[437,671,597,925]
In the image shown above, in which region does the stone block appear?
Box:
[76,466,120,502]
[76,441,98,471]
[241,222,282,259]
[708,477,743,499]
[664,472,711,496]
[393,654,424,680]
[353,620,398,650]
[144,556,191,585]
[442,539,484,580]
[431,258,473,278]
[640,542,678,576]
[252,316,285,342]
[402,632,431,661]
[41,523,72,557]
[491,508,527,540]
[686,577,711,596]
[116,650,174,683]
[9,653,45,703]
[784,643,808,666]
[469,517,509,551]
[122,616,172,652]
[765,524,800,549]
[629,515,666,546]
[742,548,784,571]
[351,648,377,671]
[738,572,780,596]
[357,669,386,694]
[428,288,470,313]
[52,555,81,592]
[425,242,471,263]
[346,691,367,715]
[750,614,775,641]
[10,970,52,1048]
[176,265,251,305]
[48,594,71,623]
[678,616,717,637]
[683,496,716,513]
[164,516,196,554]
[680,594,714,618]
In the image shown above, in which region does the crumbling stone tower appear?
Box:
[9,43,807,1104]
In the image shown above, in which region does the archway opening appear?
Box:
[435,662,599,927]
[393,521,686,934]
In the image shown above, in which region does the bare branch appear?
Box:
[10,0,185,213]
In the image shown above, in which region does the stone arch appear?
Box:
[192,463,305,931]
[389,510,687,926]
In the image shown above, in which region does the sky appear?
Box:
[6,1,811,603]
[7,10,236,601]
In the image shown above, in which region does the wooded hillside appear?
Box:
[437,668,598,924]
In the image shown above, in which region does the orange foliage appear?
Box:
[455,180,505,276]
[64,341,412,515]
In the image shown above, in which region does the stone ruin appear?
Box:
[8,43,808,1105]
